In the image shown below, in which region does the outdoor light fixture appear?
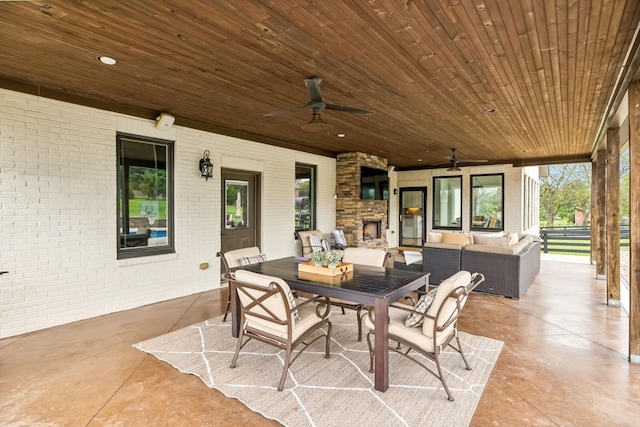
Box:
[199,150,213,181]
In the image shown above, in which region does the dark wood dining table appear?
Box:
[229,256,429,392]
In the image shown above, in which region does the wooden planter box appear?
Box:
[297,261,353,276]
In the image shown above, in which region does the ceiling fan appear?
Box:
[263,76,375,132]
[439,148,488,171]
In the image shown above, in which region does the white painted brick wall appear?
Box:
[0,89,336,338]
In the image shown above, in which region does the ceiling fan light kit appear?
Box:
[301,111,333,132]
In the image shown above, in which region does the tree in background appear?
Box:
[541,153,629,227]
[540,163,591,226]
[620,148,630,224]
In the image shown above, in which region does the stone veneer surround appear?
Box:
[335,152,388,249]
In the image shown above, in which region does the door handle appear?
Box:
[0,271,8,275]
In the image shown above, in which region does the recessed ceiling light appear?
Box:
[337,133,346,138]
[417,159,423,162]
[482,108,497,114]
[98,56,117,65]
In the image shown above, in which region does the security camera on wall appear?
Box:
[155,112,175,130]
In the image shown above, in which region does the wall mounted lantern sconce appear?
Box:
[199,150,213,181]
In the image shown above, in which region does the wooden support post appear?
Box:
[606,127,621,306]
[595,149,607,279]
[629,81,640,364]
[591,161,597,264]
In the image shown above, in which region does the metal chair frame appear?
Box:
[365,272,484,401]
[229,273,332,391]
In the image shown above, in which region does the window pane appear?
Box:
[295,164,315,231]
[433,176,462,229]
[225,179,249,229]
[470,174,504,230]
[117,133,174,259]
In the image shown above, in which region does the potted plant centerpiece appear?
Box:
[325,250,342,269]
[309,251,325,267]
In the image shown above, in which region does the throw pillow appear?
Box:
[404,288,438,327]
[441,232,472,246]
[239,253,268,265]
[404,251,422,265]
[427,231,442,243]
[286,288,300,320]
[472,234,510,247]
[333,229,347,248]
[309,233,323,252]
[321,238,331,252]
[506,232,519,247]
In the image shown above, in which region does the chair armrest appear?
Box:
[364,303,434,326]
[296,295,332,319]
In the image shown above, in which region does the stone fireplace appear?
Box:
[335,152,388,249]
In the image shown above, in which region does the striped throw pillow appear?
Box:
[239,254,267,265]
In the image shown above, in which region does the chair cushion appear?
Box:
[234,270,300,321]
[239,253,268,265]
[404,288,438,327]
[342,247,387,267]
[422,271,471,338]
[223,246,262,268]
[363,306,439,353]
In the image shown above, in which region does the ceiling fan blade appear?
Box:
[305,77,324,103]
[262,103,311,117]
[325,103,375,115]
[456,159,489,163]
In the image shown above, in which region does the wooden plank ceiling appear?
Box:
[0,0,639,169]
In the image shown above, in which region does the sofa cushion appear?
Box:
[464,244,518,255]
[472,234,511,247]
[427,231,442,243]
[441,232,472,246]
[473,230,504,237]
[506,232,519,246]
[423,242,464,250]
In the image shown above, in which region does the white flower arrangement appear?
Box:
[325,250,343,267]
[310,251,326,265]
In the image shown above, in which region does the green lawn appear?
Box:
[129,199,167,218]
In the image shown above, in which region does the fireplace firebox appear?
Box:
[363,220,382,241]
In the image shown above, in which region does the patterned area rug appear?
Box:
[134,309,503,427]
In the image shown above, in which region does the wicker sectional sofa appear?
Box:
[395,232,541,299]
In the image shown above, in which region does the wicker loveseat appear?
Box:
[395,232,541,299]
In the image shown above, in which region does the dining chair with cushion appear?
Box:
[229,269,332,391]
[216,246,265,321]
[363,270,485,401]
[295,230,326,257]
[332,247,388,341]
[332,229,348,249]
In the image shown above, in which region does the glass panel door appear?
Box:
[399,187,427,247]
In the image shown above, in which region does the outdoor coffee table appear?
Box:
[229,256,429,392]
